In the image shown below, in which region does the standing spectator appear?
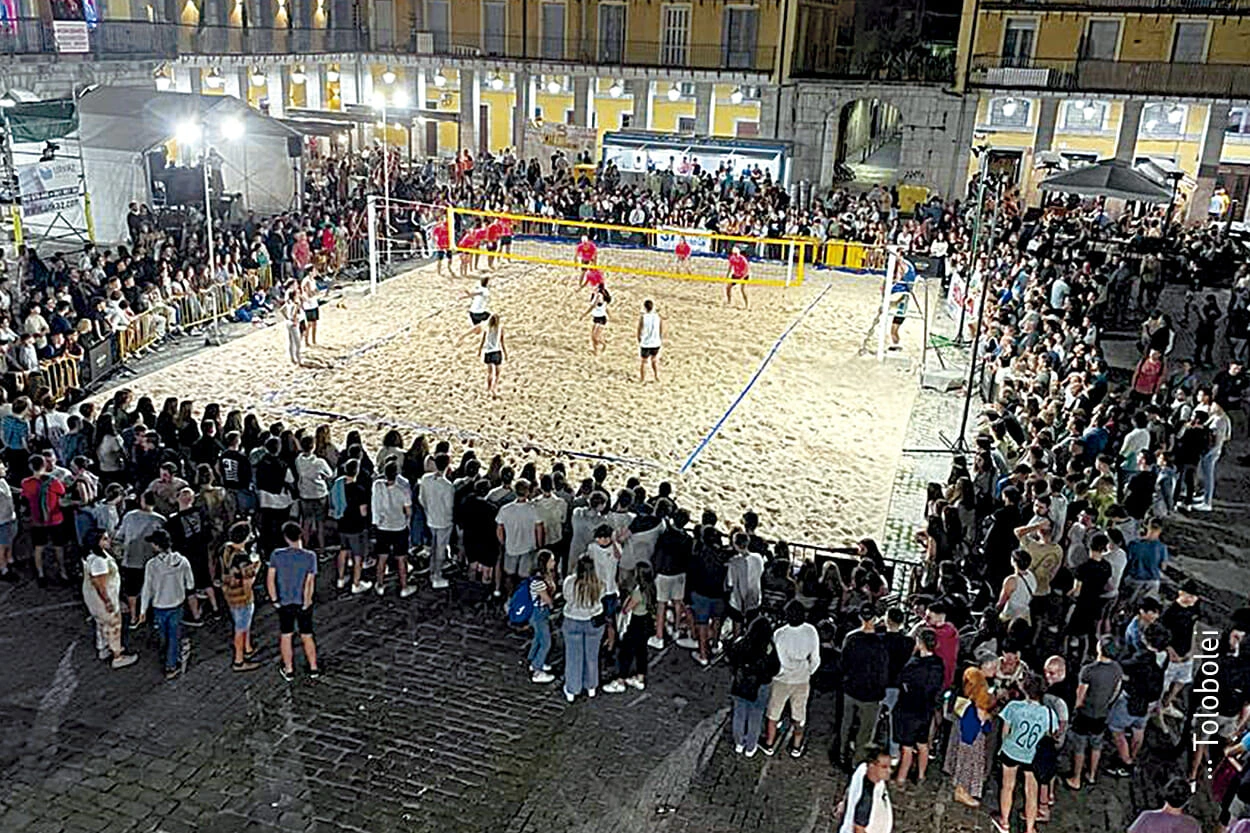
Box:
[80,529,138,669]
[418,453,455,589]
[762,600,821,759]
[1125,519,1169,603]
[496,479,544,599]
[836,603,889,769]
[726,614,780,756]
[334,459,373,594]
[0,460,15,581]
[991,673,1052,833]
[604,562,657,693]
[1159,581,1202,719]
[219,521,261,672]
[1126,777,1201,833]
[267,521,320,681]
[294,434,333,554]
[21,453,67,586]
[651,506,692,650]
[837,745,895,833]
[137,529,194,680]
[525,550,557,684]
[372,461,415,598]
[1065,636,1124,790]
[892,627,944,785]
[561,555,604,703]
[116,490,165,624]
[725,530,765,631]
[945,653,999,808]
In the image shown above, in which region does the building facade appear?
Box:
[959,0,1250,218]
[10,0,1245,210]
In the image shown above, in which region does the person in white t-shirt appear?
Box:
[458,277,492,345]
[299,271,321,347]
[637,299,664,384]
[294,435,333,553]
[81,529,139,669]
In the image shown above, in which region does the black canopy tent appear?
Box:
[1039,159,1172,203]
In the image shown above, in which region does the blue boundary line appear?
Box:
[679,283,834,475]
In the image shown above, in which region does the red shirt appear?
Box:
[499,219,513,236]
[932,621,959,689]
[487,221,504,242]
[584,268,604,288]
[21,474,66,527]
[728,252,749,279]
[457,231,476,250]
[433,223,450,249]
[675,241,692,260]
[575,241,597,263]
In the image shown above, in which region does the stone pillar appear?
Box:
[188,66,203,95]
[758,84,779,140]
[224,67,244,101]
[459,68,480,154]
[1027,97,1060,205]
[1114,99,1143,164]
[416,69,428,109]
[304,65,324,110]
[513,69,531,155]
[817,109,839,190]
[266,66,287,117]
[572,75,590,127]
[337,63,358,106]
[1188,104,1230,223]
[694,82,713,135]
[629,79,650,129]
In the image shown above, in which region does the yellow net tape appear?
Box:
[447,205,807,288]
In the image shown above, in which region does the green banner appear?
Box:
[5,99,79,144]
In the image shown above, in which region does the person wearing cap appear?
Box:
[834,601,888,770]
[1159,580,1202,720]
[136,527,195,680]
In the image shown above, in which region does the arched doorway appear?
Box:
[835,98,902,186]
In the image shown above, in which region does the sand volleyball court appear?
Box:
[105,243,921,544]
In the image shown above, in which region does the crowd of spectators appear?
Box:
[2,144,1249,833]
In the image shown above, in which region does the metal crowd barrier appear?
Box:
[39,354,81,402]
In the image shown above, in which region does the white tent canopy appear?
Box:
[76,87,300,243]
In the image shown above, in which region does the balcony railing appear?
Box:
[968,55,1250,98]
[0,19,774,73]
[0,18,367,59]
[791,49,956,84]
[978,0,1250,11]
[376,34,776,73]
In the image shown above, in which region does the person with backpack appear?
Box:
[20,453,68,587]
[726,614,781,756]
[510,549,557,684]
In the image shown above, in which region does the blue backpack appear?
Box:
[507,579,534,625]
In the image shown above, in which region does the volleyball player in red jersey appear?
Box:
[575,235,598,289]
[457,225,477,277]
[432,221,451,275]
[485,219,504,269]
[498,216,514,256]
[674,235,692,274]
[725,246,750,310]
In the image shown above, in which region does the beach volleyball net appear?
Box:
[444,206,809,288]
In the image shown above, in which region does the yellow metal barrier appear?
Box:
[40,354,81,402]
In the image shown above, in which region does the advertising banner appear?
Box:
[17,159,81,218]
[655,228,714,254]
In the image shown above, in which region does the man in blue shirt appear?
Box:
[1124,519,1168,604]
[267,521,320,681]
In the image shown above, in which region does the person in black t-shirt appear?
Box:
[837,603,888,770]
[218,431,254,515]
[688,524,729,666]
[651,506,693,650]
[880,607,917,759]
[1069,533,1112,660]
[335,459,373,594]
[460,479,500,589]
[1159,580,1202,719]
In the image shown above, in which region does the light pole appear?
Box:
[372,86,407,265]
[179,115,244,346]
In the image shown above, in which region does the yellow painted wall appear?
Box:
[713,82,762,138]
[1209,20,1250,63]
[1120,18,1169,62]
[651,97,696,133]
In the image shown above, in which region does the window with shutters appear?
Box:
[1171,21,1207,63]
[598,2,625,63]
[722,6,758,69]
[661,4,690,66]
[424,0,449,52]
[482,1,506,56]
[1081,19,1120,61]
[541,2,565,60]
[1002,19,1035,68]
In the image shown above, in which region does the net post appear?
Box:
[367,194,379,296]
[785,240,795,287]
[877,247,896,362]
